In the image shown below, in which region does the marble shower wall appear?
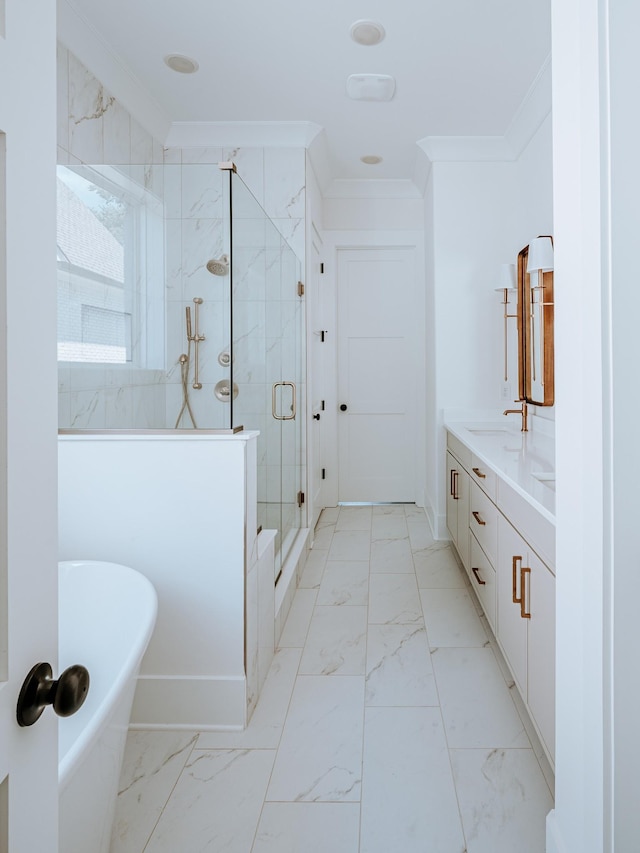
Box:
[57,44,166,429]
[164,147,306,530]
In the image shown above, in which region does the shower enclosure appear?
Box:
[57,160,306,580]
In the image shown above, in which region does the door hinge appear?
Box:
[322,469,326,480]
[320,262,324,274]
[297,490,305,507]
[297,281,305,297]
[321,400,325,410]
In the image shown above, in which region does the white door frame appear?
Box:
[0,3,59,850]
[322,229,425,508]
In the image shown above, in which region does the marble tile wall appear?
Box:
[57,44,165,429]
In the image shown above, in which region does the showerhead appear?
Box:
[206,254,229,276]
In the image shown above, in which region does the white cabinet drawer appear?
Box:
[470,532,496,632]
[469,453,497,500]
[447,432,471,468]
[469,480,498,565]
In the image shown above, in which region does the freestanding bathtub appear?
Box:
[58,560,158,853]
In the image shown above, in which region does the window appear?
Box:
[57,165,164,367]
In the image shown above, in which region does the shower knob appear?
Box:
[17,662,90,727]
[340,404,348,412]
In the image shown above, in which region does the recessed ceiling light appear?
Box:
[361,155,383,165]
[350,20,386,46]
[164,54,199,74]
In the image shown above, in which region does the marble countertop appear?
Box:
[444,415,555,524]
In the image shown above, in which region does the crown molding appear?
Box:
[504,54,552,158]
[57,0,171,144]
[416,55,551,166]
[165,121,323,150]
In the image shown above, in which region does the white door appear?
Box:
[337,247,416,502]
[0,3,59,850]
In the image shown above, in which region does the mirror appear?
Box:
[517,237,554,406]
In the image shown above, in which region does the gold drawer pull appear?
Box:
[512,556,523,604]
[472,511,486,526]
[472,567,486,586]
[472,467,486,479]
[520,566,531,619]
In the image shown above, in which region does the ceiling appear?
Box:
[64,0,551,185]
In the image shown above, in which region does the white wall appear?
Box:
[426,113,554,538]
[58,433,260,728]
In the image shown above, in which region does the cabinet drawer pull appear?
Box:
[512,556,523,604]
[472,567,486,586]
[520,566,531,619]
[452,470,459,500]
[472,467,486,479]
[472,511,486,526]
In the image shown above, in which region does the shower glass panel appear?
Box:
[228,170,305,578]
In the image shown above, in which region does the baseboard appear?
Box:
[546,810,568,853]
[131,675,246,729]
[275,527,310,614]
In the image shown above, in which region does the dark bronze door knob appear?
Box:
[340,404,348,411]
[17,662,90,727]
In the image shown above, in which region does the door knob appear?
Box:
[17,662,90,727]
[340,404,347,411]
[313,413,321,420]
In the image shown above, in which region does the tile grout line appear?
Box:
[140,732,201,853]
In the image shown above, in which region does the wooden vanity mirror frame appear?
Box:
[517,240,555,406]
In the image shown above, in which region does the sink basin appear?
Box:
[532,472,556,492]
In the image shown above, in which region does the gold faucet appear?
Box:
[503,401,529,432]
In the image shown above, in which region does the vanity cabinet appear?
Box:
[445,427,555,768]
[497,514,555,761]
[446,450,469,569]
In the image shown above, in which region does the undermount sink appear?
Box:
[532,472,556,492]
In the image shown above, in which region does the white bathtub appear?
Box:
[58,560,157,853]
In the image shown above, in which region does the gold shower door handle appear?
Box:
[272,381,296,421]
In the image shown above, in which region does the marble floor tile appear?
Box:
[328,529,371,561]
[404,504,427,520]
[111,731,198,853]
[420,587,488,646]
[368,573,423,625]
[360,707,466,853]
[414,542,468,588]
[266,675,364,802]
[311,523,335,550]
[370,537,414,573]
[252,802,360,852]
[450,748,554,853]
[407,521,436,552]
[300,606,367,675]
[319,506,340,523]
[298,548,328,589]
[316,560,369,605]
[196,648,302,750]
[365,623,438,707]
[144,748,276,853]
[372,504,406,516]
[370,514,408,540]
[431,647,530,749]
[335,506,372,531]
[278,588,317,647]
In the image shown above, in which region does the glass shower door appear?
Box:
[229,169,305,582]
